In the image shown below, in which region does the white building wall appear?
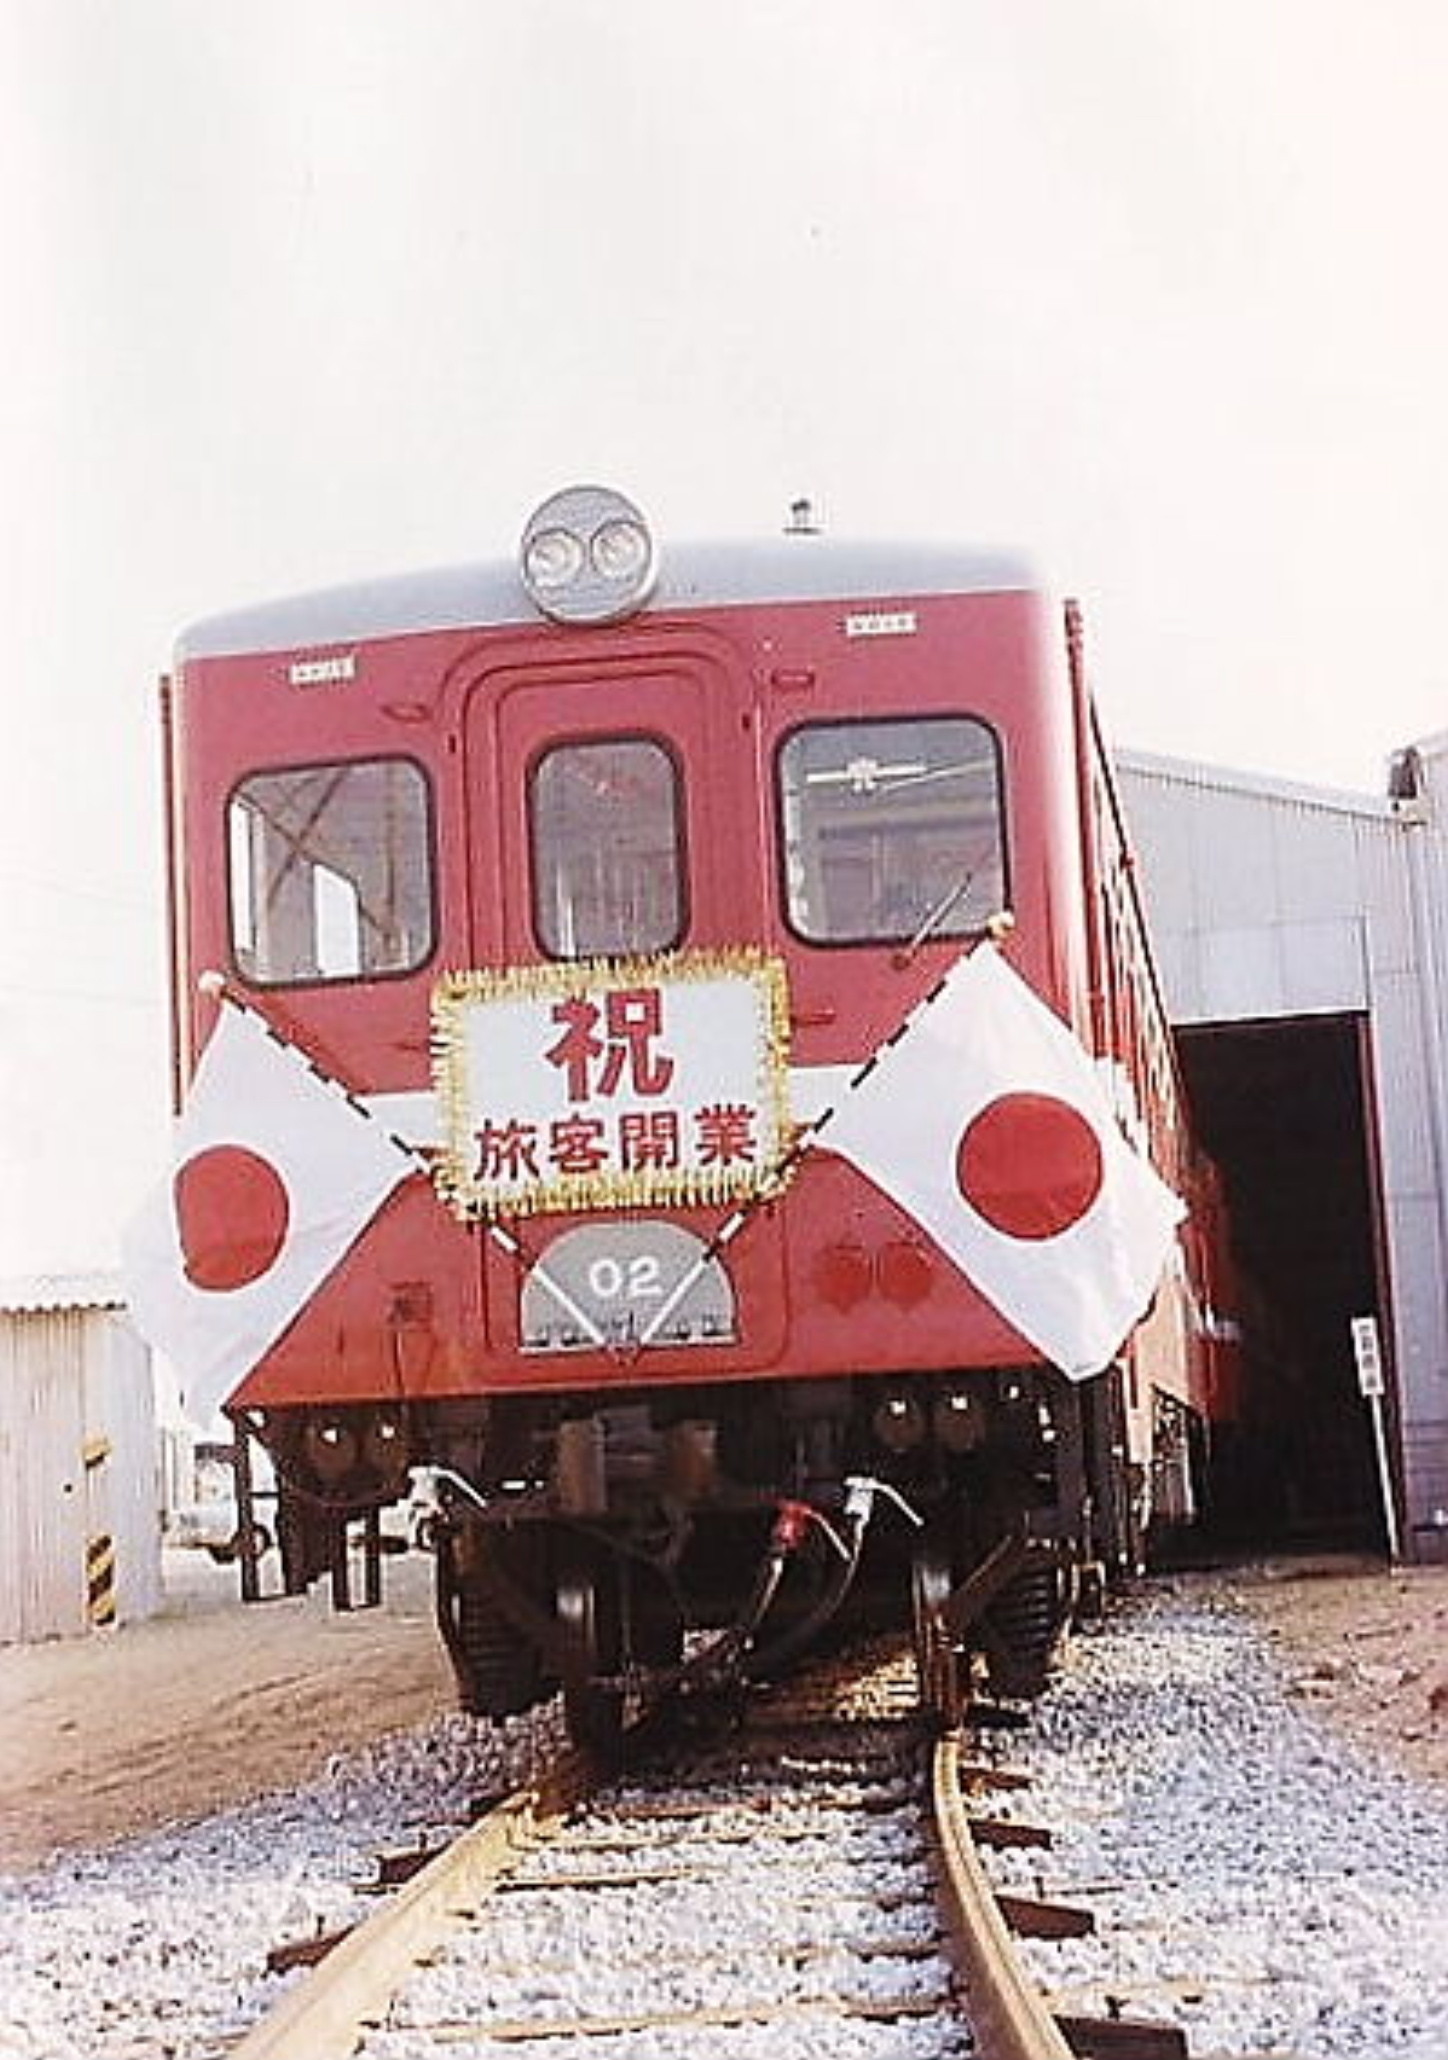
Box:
[1117,749,1448,1556]
[0,1311,88,1640]
[1395,732,1448,1534]
[0,1285,162,1642]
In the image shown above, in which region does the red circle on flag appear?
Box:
[955,1093,1103,1240]
[175,1146,290,1291]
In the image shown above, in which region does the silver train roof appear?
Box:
[177,536,1037,662]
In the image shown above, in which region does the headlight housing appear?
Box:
[519,484,658,624]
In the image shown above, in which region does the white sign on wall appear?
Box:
[1351,1313,1384,1397]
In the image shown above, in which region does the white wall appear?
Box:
[0,1302,161,1642]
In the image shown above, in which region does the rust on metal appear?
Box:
[972,1816,1054,1850]
[264,1925,355,1975]
[1058,2015,1190,2059]
[369,1844,435,1889]
[997,1893,1096,1940]
[956,1762,1035,1790]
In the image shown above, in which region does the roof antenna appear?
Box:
[784,496,821,536]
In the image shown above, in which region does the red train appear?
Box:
[142,485,1236,1742]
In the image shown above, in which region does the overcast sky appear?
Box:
[3,2,1446,1273]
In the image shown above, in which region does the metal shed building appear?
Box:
[1117,730,1448,1560]
[0,1275,162,1640]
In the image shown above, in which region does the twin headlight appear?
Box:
[519,484,658,625]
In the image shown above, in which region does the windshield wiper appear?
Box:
[895,867,976,966]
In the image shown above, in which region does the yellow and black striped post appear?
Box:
[82,1433,116,1628]
[85,1531,117,1627]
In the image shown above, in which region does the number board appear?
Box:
[432,948,793,1218]
[519,1221,736,1353]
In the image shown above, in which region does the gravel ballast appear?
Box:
[2,1580,1447,2058]
[994,1584,1448,2058]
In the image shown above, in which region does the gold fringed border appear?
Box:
[431,948,794,1221]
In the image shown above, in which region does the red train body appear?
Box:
[158,488,1232,1734]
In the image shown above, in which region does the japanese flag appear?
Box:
[820,945,1185,1380]
[122,1000,416,1420]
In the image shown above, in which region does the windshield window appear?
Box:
[778,715,1006,943]
[531,736,685,958]
[227,758,434,984]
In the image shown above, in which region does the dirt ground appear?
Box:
[0,1550,452,1875]
[1213,1556,1448,1790]
[2,1551,1446,1876]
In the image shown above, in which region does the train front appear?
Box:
[143,486,1187,1742]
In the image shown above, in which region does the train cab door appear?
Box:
[459,647,789,1372]
[469,647,764,965]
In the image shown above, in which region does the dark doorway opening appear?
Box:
[1178,1014,1388,1553]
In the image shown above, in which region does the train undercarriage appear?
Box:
[225,1358,1187,1749]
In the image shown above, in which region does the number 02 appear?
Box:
[587,1254,664,1301]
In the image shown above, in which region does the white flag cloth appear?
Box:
[820,944,1185,1380]
[122,1001,415,1420]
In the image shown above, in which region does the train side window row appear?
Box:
[224,715,1007,983]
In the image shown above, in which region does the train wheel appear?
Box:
[435,1540,545,1719]
[981,1557,1067,1700]
[1073,1557,1107,1624]
[911,1543,965,1731]
[557,1547,626,1758]
[628,1567,685,1671]
[454,1581,544,1718]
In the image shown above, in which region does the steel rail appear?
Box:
[931,1733,1077,2060]
[234,1657,1078,2060]
[229,1751,592,2060]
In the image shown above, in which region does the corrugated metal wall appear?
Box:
[1117,747,1448,1557]
[1118,761,1392,1021]
[0,1304,161,1642]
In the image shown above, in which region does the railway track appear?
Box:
[233,1646,1176,2060]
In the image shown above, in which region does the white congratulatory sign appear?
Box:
[432,950,792,1218]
